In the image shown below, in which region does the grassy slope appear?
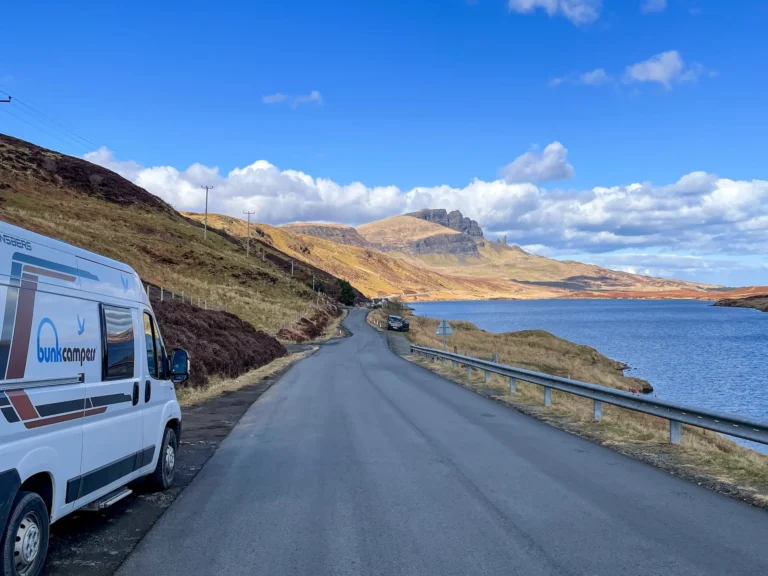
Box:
[355,215,459,248]
[378,309,768,505]
[0,134,339,334]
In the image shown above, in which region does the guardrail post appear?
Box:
[593,400,602,421]
[544,387,552,407]
[466,365,471,377]
[451,360,456,370]
[669,420,681,445]
[509,378,517,393]
[484,370,490,384]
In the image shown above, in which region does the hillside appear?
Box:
[190,212,752,302]
[0,133,346,335]
[185,213,533,299]
[280,222,374,248]
[263,210,730,299]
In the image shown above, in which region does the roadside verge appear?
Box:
[374,310,768,510]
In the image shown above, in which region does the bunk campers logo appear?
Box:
[36,318,96,366]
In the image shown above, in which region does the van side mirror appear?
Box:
[170,349,190,383]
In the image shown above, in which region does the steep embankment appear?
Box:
[0,133,346,336]
[150,290,286,388]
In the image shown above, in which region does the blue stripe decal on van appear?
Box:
[10,253,99,281]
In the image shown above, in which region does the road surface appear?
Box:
[118,309,768,575]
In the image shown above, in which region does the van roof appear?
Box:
[0,220,135,274]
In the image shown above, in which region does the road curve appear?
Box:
[118,309,768,576]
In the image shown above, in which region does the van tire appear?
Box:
[1,492,49,576]
[149,427,177,491]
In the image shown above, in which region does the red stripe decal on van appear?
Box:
[22,406,106,429]
[6,390,39,420]
[6,274,38,380]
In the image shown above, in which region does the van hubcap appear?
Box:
[164,444,175,479]
[14,513,41,573]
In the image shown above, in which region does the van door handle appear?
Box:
[132,382,140,406]
[145,380,151,403]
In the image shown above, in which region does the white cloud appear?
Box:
[550,68,612,87]
[262,90,323,107]
[623,50,710,88]
[508,0,601,25]
[556,51,713,91]
[579,68,612,85]
[501,142,574,183]
[641,0,666,13]
[84,148,768,266]
[292,90,323,107]
[262,93,287,104]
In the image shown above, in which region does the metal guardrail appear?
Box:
[410,344,768,446]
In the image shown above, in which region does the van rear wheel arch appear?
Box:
[18,473,53,519]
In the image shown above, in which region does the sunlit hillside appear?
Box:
[187,213,558,300]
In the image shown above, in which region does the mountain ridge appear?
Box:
[186,211,756,302]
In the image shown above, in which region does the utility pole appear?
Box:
[201,185,214,239]
[243,210,255,257]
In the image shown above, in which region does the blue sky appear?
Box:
[2,1,767,286]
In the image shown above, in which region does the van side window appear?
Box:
[101,305,135,380]
[143,313,158,378]
[143,312,167,379]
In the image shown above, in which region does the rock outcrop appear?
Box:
[281,223,375,248]
[409,233,480,256]
[408,209,484,238]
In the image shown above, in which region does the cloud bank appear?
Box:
[84,144,768,276]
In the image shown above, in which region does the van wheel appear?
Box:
[149,427,177,491]
[1,492,49,576]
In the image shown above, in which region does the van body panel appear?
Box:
[0,220,182,529]
[77,257,140,302]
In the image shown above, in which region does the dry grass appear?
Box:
[177,349,314,407]
[0,179,325,335]
[401,312,768,504]
[309,308,348,342]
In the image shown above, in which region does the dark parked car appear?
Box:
[387,315,410,332]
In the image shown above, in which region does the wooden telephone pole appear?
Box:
[243,211,256,257]
[201,185,214,239]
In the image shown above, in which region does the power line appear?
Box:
[201,186,214,240]
[0,105,87,151]
[243,210,256,257]
[0,88,99,150]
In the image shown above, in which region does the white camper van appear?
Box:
[0,221,188,576]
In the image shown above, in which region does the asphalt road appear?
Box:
[118,309,768,576]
